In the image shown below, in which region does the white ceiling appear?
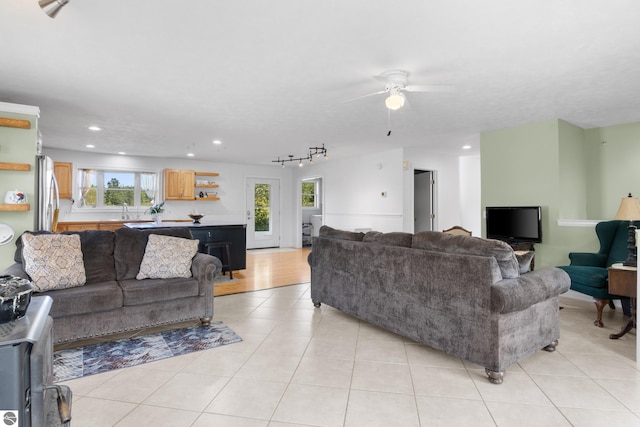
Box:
[2,1,640,166]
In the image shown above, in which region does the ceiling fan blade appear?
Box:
[404,84,455,93]
[342,89,388,104]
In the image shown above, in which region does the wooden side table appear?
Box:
[608,263,637,339]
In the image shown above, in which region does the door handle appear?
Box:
[247,210,251,220]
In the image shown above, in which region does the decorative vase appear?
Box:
[152,213,161,224]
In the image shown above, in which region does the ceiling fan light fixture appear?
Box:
[39,0,70,18]
[385,92,405,110]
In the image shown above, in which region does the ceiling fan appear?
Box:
[344,69,454,110]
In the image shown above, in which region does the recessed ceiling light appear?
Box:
[88,125,102,131]
[212,139,222,145]
[118,152,126,155]
[86,144,95,148]
[187,153,195,157]
[462,145,472,150]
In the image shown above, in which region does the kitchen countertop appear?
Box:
[124,221,246,229]
[58,220,152,224]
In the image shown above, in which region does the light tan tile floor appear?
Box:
[60,284,638,426]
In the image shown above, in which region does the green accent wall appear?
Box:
[585,121,640,219]
[482,118,640,269]
[0,108,38,270]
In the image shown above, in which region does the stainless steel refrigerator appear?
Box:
[35,155,59,231]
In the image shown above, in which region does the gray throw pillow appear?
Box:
[515,251,535,274]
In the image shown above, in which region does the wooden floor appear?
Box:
[214,247,312,296]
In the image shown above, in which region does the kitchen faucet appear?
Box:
[122,203,130,220]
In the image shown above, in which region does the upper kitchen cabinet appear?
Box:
[164,169,195,200]
[53,162,72,199]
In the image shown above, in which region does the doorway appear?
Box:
[297,175,324,248]
[246,178,280,249]
[414,169,436,232]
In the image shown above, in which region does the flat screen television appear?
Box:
[485,206,542,243]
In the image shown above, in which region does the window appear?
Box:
[254,183,271,232]
[77,168,158,209]
[302,180,317,208]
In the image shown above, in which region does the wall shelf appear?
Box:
[0,204,30,211]
[0,117,31,129]
[194,171,220,200]
[0,162,31,171]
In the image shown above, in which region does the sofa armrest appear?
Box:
[568,252,607,267]
[0,263,29,280]
[491,268,571,314]
[191,253,220,293]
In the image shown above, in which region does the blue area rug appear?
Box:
[53,322,242,382]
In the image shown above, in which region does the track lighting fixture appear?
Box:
[39,0,69,18]
[272,144,327,167]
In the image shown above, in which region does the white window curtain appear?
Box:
[140,173,157,205]
[79,169,96,207]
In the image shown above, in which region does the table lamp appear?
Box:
[614,193,640,267]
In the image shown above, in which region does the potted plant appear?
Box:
[146,202,165,224]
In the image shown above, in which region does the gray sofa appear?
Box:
[309,226,571,384]
[1,227,221,344]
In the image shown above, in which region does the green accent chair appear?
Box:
[558,220,631,327]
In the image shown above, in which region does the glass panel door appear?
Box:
[246,178,280,249]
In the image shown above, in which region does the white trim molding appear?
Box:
[557,219,603,227]
[0,102,40,116]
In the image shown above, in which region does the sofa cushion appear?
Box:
[14,230,50,263]
[21,233,87,292]
[319,225,365,242]
[76,230,117,283]
[136,234,199,279]
[43,281,123,317]
[15,230,116,284]
[119,277,199,306]
[363,231,413,247]
[114,227,194,280]
[515,251,535,274]
[412,231,520,279]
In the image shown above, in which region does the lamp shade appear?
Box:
[614,193,640,220]
[39,0,69,18]
[385,92,406,110]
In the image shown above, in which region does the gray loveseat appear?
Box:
[1,227,221,344]
[309,226,571,384]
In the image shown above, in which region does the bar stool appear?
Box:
[204,241,233,279]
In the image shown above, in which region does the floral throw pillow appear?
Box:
[136,234,199,280]
[21,233,86,292]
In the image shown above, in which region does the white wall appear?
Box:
[292,146,481,237]
[44,148,296,246]
[403,147,478,234]
[293,148,405,233]
[459,155,482,236]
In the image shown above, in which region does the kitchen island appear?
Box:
[125,221,247,271]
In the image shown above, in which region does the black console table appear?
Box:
[189,225,247,271]
[125,221,247,271]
